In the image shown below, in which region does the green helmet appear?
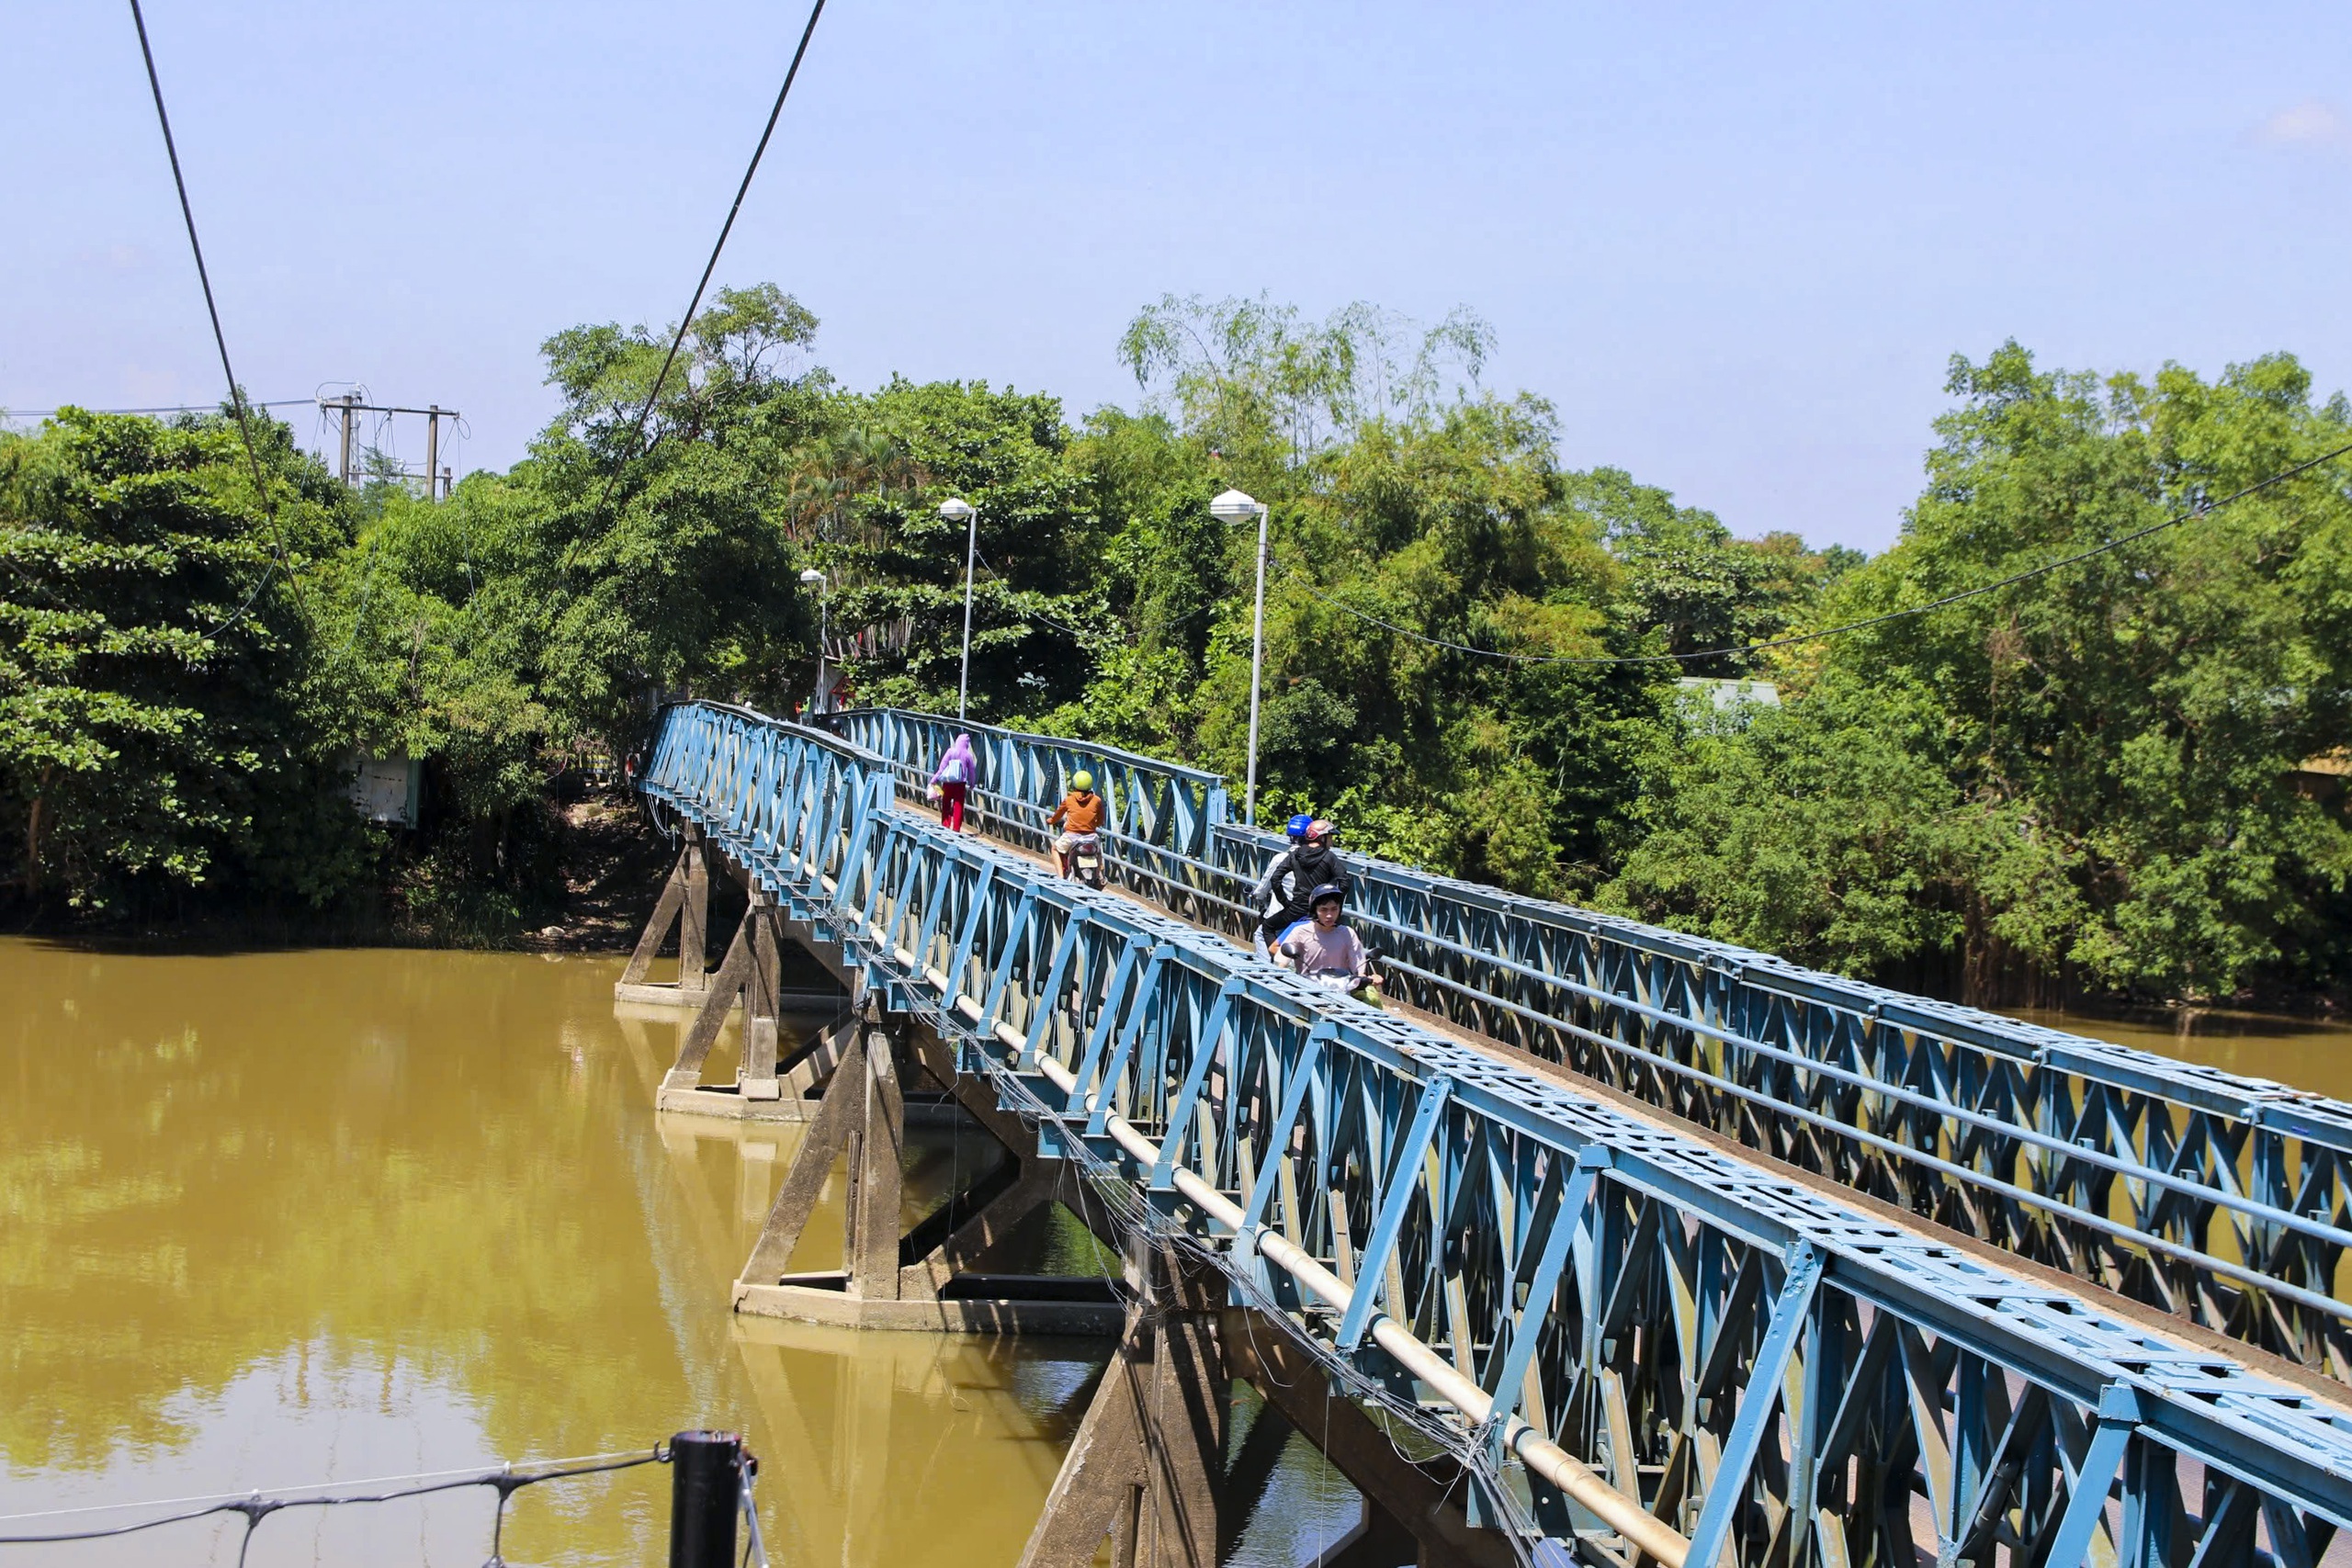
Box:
[1071,770,1094,792]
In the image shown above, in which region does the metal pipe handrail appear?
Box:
[921,767,2352,1263]
[895,768,2352,1347]
[1384,953,2352,1325]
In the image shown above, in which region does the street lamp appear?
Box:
[1209,487,1271,827]
[798,568,827,715]
[940,496,978,721]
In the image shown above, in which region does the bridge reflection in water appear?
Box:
[0,941,1111,1568]
[629,701,2352,1568]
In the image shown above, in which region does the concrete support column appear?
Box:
[1017,1245,1228,1568]
[844,1019,904,1301]
[741,892,782,1100]
[679,823,709,995]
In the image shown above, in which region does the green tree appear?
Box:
[1609,344,2352,1001]
[0,409,361,909]
[521,286,831,746]
[825,378,1101,721]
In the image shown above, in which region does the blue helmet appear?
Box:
[1285,813,1314,841]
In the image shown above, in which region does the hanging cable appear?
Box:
[967,545,1106,645]
[594,0,828,515]
[2,399,313,419]
[126,0,310,631]
[1284,437,2352,669]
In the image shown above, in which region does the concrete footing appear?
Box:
[616,981,844,1011]
[657,1066,969,1127]
[732,1271,1124,1335]
[731,1004,1131,1341]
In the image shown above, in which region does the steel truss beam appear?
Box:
[838,705,2352,1385]
[647,702,2352,1567]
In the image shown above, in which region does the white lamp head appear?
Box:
[798,568,825,585]
[938,497,976,523]
[1209,488,1262,525]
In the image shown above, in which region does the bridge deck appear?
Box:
[640,702,2352,1568]
[842,704,2352,1389]
[899,762,2352,1416]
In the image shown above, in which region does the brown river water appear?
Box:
[2,937,2346,1565]
[0,940,1359,1568]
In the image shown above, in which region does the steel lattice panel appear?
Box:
[646,702,2352,1566]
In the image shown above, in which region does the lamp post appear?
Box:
[1209,487,1271,826]
[798,568,827,714]
[940,497,978,721]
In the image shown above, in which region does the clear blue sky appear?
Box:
[6,2,2348,551]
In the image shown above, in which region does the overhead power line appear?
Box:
[1288,438,2352,669]
[596,0,828,510]
[126,0,305,627]
[3,399,313,418]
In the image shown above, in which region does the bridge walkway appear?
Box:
[629,702,2352,1568]
[889,761,2352,1416]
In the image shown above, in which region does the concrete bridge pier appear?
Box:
[729,999,1126,1335]
[616,822,711,1006]
[1018,1244,1227,1568]
[1018,1246,1517,1568]
[627,843,861,1123]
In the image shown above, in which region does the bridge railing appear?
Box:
[832,708,1227,859]
[640,703,893,906]
[1211,819,2352,1379]
[836,705,2352,1380]
[643,699,2352,1567]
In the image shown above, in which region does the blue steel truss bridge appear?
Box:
[623,699,2352,1568]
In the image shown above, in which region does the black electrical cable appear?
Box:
[126,0,308,630]
[1288,436,2352,668]
[3,399,313,418]
[594,0,827,513]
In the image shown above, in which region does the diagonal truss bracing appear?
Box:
[647,701,2352,1567]
[838,705,2352,1387]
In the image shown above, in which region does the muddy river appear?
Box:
[1,937,2342,1563]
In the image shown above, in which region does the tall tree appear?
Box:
[0,409,358,908]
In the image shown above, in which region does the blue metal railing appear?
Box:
[839,705,2352,1380]
[834,708,1226,860]
[645,699,2352,1567]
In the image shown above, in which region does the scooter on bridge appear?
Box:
[1272,885,1383,1008]
[1048,772,1110,888]
[1064,830,1106,889]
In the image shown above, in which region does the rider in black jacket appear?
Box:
[1252,818,1350,955]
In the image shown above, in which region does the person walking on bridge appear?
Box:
[931,733,978,832]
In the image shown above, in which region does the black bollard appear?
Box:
[668,1430,741,1568]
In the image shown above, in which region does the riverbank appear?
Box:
[0,784,672,954]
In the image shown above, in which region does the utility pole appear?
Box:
[333,393,358,486]
[319,398,461,501]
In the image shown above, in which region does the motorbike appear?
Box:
[1066,831,1106,890]
[1298,950,1384,1008]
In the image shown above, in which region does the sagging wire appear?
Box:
[2,398,313,419]
[738,1454,772,1568]
[590,0,828,521]
[967,545,1109,648]
[0,1446,670,1551]
[125,0,311,637]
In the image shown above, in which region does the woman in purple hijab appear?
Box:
[931,734,978,832]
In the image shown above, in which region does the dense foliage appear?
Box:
[1605,348,2352,1001]
[4,290,2346,1004]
